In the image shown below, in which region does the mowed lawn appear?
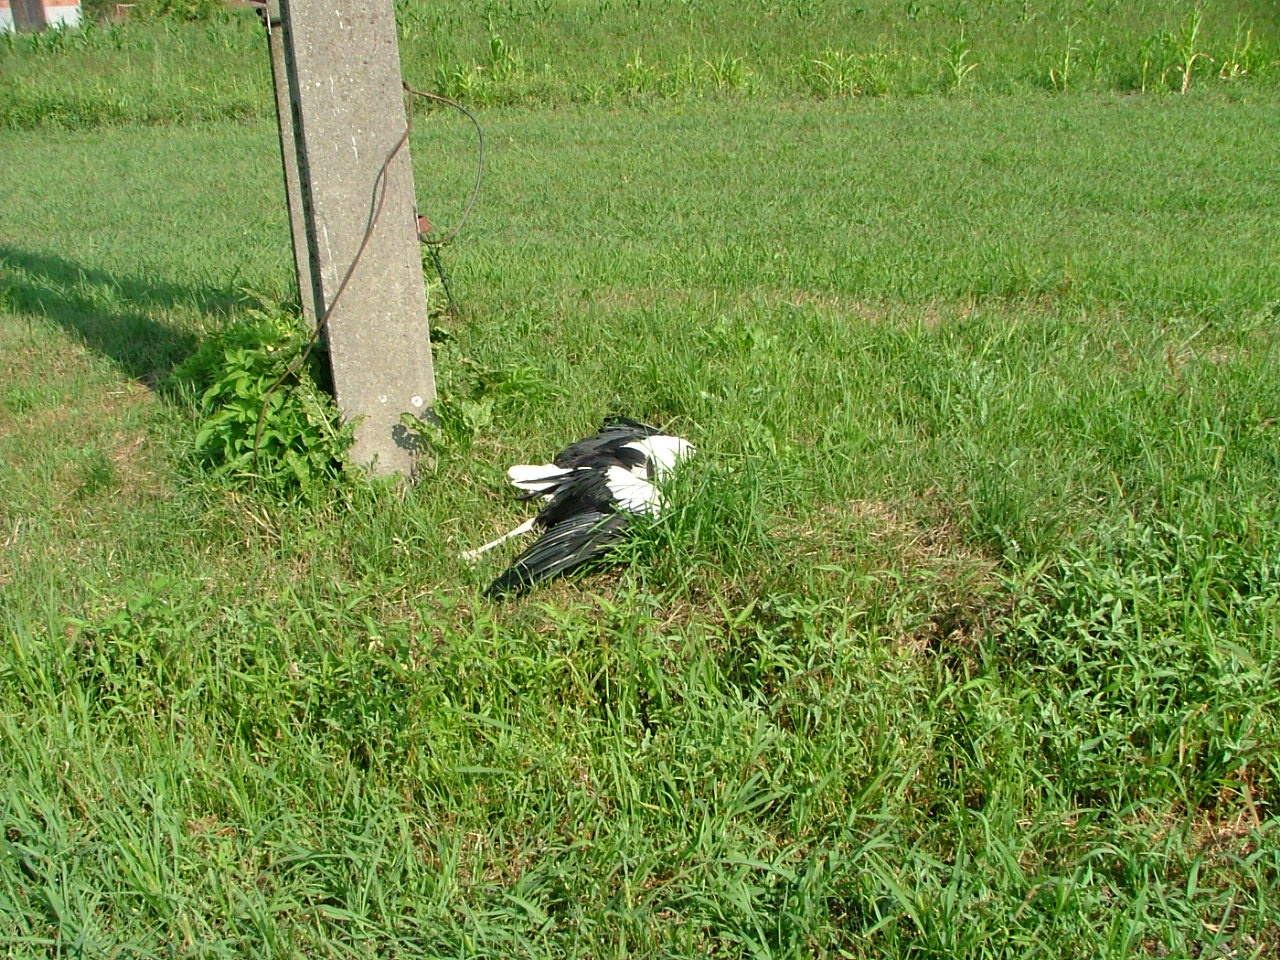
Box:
[3,35,1280,960]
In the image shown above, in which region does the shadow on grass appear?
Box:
[0,244,238,389]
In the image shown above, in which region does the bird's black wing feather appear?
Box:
[552,417,660,467]
[534,468,620,527]
[484,509,630,598]
[522,454,651,523]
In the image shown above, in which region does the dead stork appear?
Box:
[465,417,695,598]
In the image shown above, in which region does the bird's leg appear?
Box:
[460,517,538,562]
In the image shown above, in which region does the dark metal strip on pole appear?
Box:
[262,0,318,328]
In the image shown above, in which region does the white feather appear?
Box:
[507,463,570,492]
[626,435,695,478]
[604,466,664,516]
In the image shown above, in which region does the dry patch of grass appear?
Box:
[772,493,1004,651]
[0,315,174,602]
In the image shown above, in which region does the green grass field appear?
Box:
[2,1,1280,956]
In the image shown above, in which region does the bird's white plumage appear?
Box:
[627,435,695,478]
[603,465,664,515]
[471,417,695,597]
[506,463,570,492]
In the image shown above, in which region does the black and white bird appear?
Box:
[465,417,695,598]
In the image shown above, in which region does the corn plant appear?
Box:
[622,50,660,96]
[1218,21,1262,80]
[704,53,751,90]
[941,27,980,92]
[486,25,521,81]
[1049,21,1083,92]
[1163,5,1212,94]
[807,49,859,98]
[806,47,890,98]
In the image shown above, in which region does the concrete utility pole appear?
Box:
[271,0,436,477]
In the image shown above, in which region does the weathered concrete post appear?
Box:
[274,0,436,477]
[11,0,49,32]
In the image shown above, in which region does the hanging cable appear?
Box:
[403,82,486,249]
[402,82,486,318]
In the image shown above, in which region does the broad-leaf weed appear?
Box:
[170,307,353,500]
